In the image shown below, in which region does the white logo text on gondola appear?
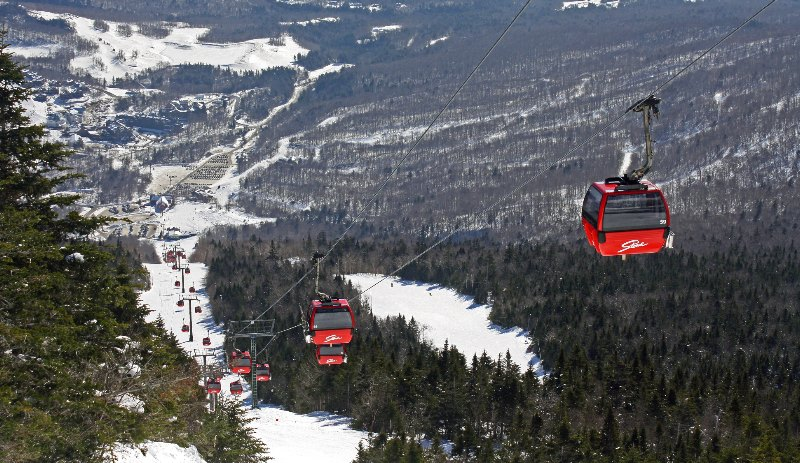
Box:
[324,334,343,343]
[619,240,648,253]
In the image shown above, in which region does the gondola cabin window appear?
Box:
[602,192,667,231]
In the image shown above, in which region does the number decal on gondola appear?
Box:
[324,334,343,343]
[326,358,337,364]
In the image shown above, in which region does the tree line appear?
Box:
[197,218,800,462]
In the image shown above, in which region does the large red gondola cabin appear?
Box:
[316,344,347,365]
[581,179,670,256]
[307,298,355,346]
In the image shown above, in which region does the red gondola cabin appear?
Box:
[202,336,211,346]
[255,364,271,382]
[195,306,202,313]
[177,299,184,307]
[189,286,196,293]
[185,267,190,274]
[316,344,347,365]
[229,380,243,395]
[230,351,252,375]
[174,280,181,287]
[207,378,221,394]
[581,179,670,256]
[181,324,189,332]
[307,298,356,346]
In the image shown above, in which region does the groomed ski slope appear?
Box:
[132,234,369,463]
[348,274,543,372]
[125,202,542,462]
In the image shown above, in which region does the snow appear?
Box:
[307,63,352,81]
[561,0,619,10]
[371,25,402,37]
[250,406,368,463]
[348,274,543,371]
[156,201,272,236]
[279,17,340,26]
[318,115,340,127]
[144,165,195,194]
[108,442,205,463]
[65,252,85,263]
[112,393,145,413]
[25,9,309,82]
[9,43,59,58]
[427,36,449,47]
[22,99,48,126]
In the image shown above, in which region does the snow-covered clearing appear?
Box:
[156,201,272,235]
[24,9,309,82]
[348,274,543,371]
[371,25,402,37]
[428,36,449,47]
[280,17,340,26]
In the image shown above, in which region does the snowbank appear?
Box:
[108,442,205,463]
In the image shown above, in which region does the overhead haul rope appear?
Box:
[236,0,538,334]
[350,0,779,297]
[239,0,778,332]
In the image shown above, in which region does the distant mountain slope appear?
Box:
[6,0,798,248]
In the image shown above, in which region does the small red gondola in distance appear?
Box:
[207,378,221,394]
[581,179,670,256]
[229,380,243,395]
[307,298,356,346]
[316,344,347,365]
[181,324,189,332]
[255,364,271,382]
[202,336,211,346]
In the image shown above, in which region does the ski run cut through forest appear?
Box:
[132,212,539,462]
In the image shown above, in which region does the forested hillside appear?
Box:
[0,38,267,462]
[6,0,797,243]
[196,220,800,462]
